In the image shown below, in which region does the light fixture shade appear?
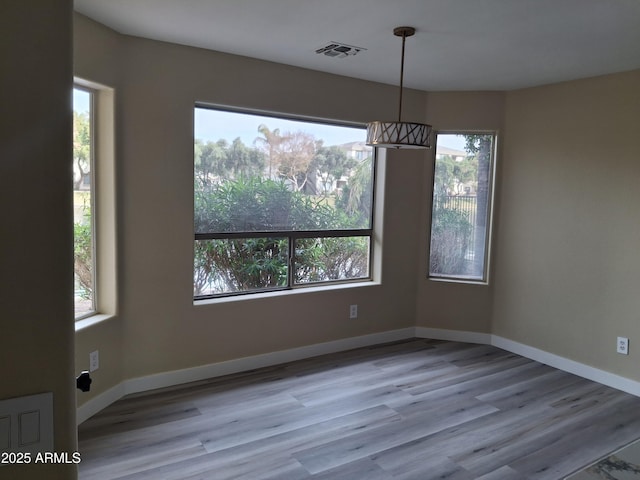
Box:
[366,120,432,149]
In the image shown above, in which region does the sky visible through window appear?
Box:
[194,108,471,152]
[73,88,90,114]
[195,108,366,146]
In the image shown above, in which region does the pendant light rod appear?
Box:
[394,26,415,123]
[365,26,431,149]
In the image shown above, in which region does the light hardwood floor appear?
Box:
[78,339,640,479]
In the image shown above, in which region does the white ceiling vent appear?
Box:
[315,42,365,58]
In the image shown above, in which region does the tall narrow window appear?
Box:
[429,133,496,282]
[73,87,96,318]
[194,106,375,298]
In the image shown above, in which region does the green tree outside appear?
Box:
[194,127,372,296]
[429,133,493,278]
[73,103,94,309]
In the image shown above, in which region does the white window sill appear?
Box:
[428,276,489,286]
[75,313,116,332]
[194,280,381,306]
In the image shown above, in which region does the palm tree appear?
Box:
[255,124,283,179]
[342,156,373,228]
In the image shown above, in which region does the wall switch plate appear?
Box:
[349,304,358,319]
[617,337,629,355]
[90,350,100,371]
[0,392,53,453]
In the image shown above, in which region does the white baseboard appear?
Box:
[77,327,415,425]
[491,335,640,397]
[414,327,640,398]
[414,327,492,345]
[77,383,125,425]
[78,325,640,425]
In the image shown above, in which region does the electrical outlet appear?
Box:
[617,337,629,355]
[89,350,100,372]
[349,304,358,319]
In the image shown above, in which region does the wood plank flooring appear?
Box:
[77,339,640,479]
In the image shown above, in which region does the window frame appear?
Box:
[193,104,377,300]
[73,78,117,327]
[428,130,497,285]
[73,85,97,320]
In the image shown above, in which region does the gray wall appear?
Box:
[1,2,77,479]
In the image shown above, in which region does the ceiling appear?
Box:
[74,0,640,91]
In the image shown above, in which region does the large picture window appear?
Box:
[429,132,496,282]
[194,107,375,298]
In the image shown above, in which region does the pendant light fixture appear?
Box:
[366,27,432,149]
